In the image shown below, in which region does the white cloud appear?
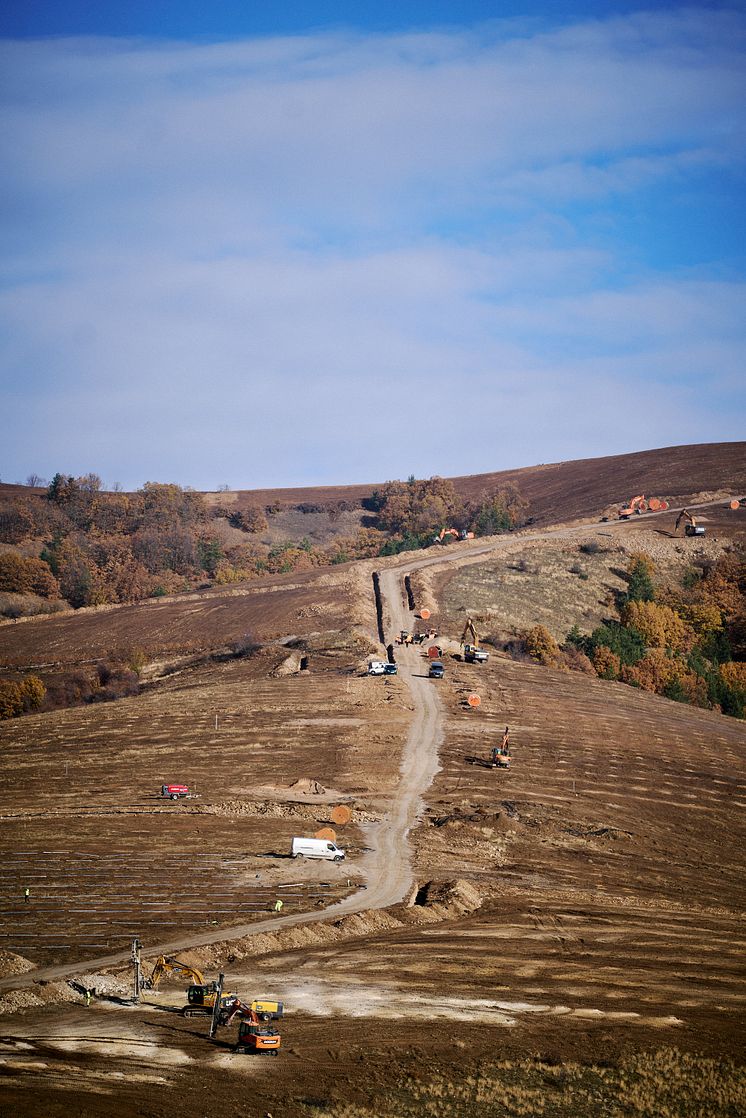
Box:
[0,9,745,487]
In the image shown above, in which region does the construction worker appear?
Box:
[24,887,30,903]
[84,989,92,1007]
[273,899,283,914]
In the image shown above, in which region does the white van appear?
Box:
[368,660,387,675]
[291,837,346,862]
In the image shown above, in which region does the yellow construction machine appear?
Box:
[460,618,489,663]
[675,509,706,537]
[144,955,210,991]
[143,955,225,1016]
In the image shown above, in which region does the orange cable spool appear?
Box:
[330,805,352,826]
[315,827,336,842]
[427,645,440,659]
[648,498,661,511]
[730,500,740,510]
[419,609,431,620]
[467,694,481,708]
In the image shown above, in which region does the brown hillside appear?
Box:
[203,441,746,525]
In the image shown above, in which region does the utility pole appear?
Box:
[131,938,142,1004]
[209,972,225,1039]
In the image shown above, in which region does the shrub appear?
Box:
[562,647,597,675]
[525,625,559,665]
[593,646,621,679]
[0,552,60,598]
[623,553,656,603]
[228,506,268,533]
[0,675,46,719]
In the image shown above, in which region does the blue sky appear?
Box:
[1,2,745,490]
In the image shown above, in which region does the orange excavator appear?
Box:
[433,527,475,543]
[618,495,669,519]
[218,997,282,1055]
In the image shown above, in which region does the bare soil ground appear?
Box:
[0,563,372,669]
[0,464,744,1117]
[0,644,412,970]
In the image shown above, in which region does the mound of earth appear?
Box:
[288,777,326,795]
[0,950,35,978]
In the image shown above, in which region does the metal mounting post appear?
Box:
[209,972,225,1039]
[131,938,142,1004]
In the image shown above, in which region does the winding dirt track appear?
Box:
[0,500,723,994]
[0,563,442,993]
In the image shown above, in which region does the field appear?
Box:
[0,447,744,1117]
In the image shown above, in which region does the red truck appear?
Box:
[161,784,189,800]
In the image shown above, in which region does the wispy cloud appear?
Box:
[1,9,745,487]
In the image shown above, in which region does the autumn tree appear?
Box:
[525,625,560,665]
[0,675,46,719]
[0,552,60,598]
[621,600,692,652]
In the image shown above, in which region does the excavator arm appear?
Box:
[218,998,259,1027]
[460,618,478,648]
[144,955,205,990]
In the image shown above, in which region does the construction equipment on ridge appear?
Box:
[675,509,706,537]
[460,618,489,663]
[618,495,669,519]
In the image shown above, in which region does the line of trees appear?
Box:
[0,472,531,612]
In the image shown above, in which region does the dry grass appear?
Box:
[309,1048,746,1117]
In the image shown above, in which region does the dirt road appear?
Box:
[0,499,728,994]
[0,563,441,993]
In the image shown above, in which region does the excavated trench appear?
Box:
[371,571,385,643]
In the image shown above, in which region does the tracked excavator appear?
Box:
[218,997,282,1054]
[142,956,228,1017]
[618,495,669,519]
[675,509,706,537]
[433,527,475,543]
[144,956,211,992]
[460,618,488,663]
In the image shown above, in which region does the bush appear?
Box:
[593,646,621,679]
[622,552,656,603]
[525,625,559,665]
[231,633,262,657]
[588,621,646,666]
[0,675,46,719]
[562,647,597,675]
[0,552,60,598]
[228,506,268,533]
